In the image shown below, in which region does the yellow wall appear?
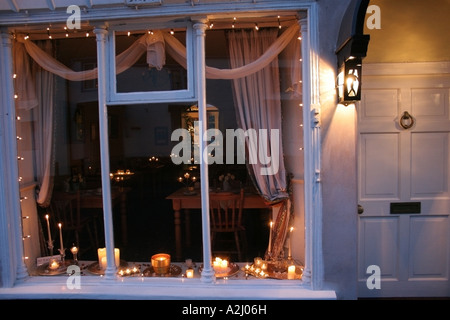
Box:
[364,0,450,63]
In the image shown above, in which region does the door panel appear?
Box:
[411,132,449,198]
[358,217,399,280]
[358,68,450,298]
[409,216,449,280]
[360,133,400,200]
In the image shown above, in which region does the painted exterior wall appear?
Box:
[317,0,358,300]
[0,0,367,299]
[364,0,450,63]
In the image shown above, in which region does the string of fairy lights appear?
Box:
[14,15,300,40]
[13,73,30,262]
[12,14,304,264]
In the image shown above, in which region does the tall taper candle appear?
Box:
[45,215,52,244]
[268,221,273,254]
[288,226,294,258]
[58,223,64,252]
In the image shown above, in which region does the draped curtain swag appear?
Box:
[13,22,302,257]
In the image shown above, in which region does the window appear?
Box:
[107,22,196,104]
[2,5,322,297]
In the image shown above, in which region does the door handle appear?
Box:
[399,111,415,130]
[358,204,364,215]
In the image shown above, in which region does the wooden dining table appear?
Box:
[166,188,270,260]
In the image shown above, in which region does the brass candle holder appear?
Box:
[151,253,171,275]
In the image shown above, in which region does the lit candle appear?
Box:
[100,257,107,270]
[114,248,120,267]
[58,223,64,252]
[70,246,78,255]
[213,257,228,274]
[97,248,120,270]
[48,259,60,270]
[186,268,194,278]
[288,226,294,258]
[288,265,296,280]
[268,221,273,254]
[97,248,106,268]
[151,253,171,274]
[45,214,52,244]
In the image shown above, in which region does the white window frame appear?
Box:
[106,20,196,105]
[0,1,329,299]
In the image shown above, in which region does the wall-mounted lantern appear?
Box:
[337,56,362,105]
[335,0,370,105]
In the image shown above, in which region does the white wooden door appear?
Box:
[357,63,450,298]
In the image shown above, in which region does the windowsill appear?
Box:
[0,275,336,299]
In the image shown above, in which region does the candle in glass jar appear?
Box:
[287,265,296,280]
[151,253,171,274]
[186,268,194,278]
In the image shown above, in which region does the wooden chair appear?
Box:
[209,189,246,261]
[50,191,99,257]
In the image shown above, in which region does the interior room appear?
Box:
[15,15,305,275]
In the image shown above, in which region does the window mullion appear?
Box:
[94,25,117,279]
[193,20,214,283]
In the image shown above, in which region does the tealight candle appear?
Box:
[288,265,296,280]
[49,259,60,270]
[186,268,194,278]
[254,257,263,267]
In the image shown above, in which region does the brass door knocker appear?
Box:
[399,111,415,130]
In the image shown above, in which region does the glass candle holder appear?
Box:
[151,253,171,274]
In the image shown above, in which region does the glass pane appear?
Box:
[115,28,188,93]
[14,26,105,275]
[203,18,305,276]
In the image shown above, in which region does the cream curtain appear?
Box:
[14,41,55,207]
[15,23,300,85]
[14,23,301,243]
[227,28,297,259]
[227,28,288,203]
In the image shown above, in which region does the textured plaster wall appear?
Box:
[364,0,450,63]
[318,0,358,300]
